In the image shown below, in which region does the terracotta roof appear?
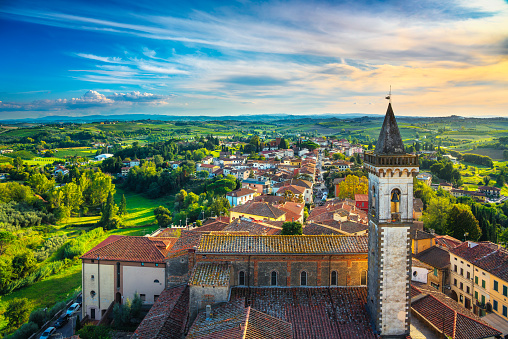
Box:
[197,234,368,254]
[223,219,282,235]
[474,247,508,282]
[450,241,499,263]
[226,188,257,197]
[414,246,450,269]
[190,263,230,287]
[133,285,189,339]
[279,185,306,195]
[193,221,228,232]
[230,202,286,219]
[169,231,203,254]
[230,287,376,339]
[411,283,501,339]
[187,303,292,339]
[155,228,182,238]
[412,258,433,270]
[80,236,172,263]
[303,223,343,235]
[354,194,368,202]
[435,235,462,250]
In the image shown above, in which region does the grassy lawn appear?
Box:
[114,187,173,227]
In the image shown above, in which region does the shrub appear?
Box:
[77,325,111,339]
[5,321,38,339]
[49,301,67,318]
[28,308,48,328]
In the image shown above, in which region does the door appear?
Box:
[90,308,96,320]
[465,297,471,309]
[116,292,122,304]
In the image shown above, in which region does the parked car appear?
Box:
[76,295,82,306]
[66,303,80,316]
[54,314,68,328]
[40,327,56,339]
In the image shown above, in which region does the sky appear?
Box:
[0,0,507,119]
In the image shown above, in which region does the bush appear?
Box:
[5,321,38,339]
[4,298,31,329]
[62,227,105,259]
[77,325,111,339]
[49,301,67,318]
[28,308,48,328]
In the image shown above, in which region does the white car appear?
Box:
[40,327,56,339]
[66,302,80,316]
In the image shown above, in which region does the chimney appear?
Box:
[206,305,212,320]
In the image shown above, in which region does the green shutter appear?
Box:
[475,276,478,284]
[475,291,478,300]
[482,280,486,288]
[494,280,498,291]
[434,268,438,276]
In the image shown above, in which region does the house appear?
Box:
[414,245,451,292]
[54,165,69,176]
[354,194,368,212]
[417,172,432,186]
[130,158,140,167]
[411,229,436,254]
[95,153,114,161]
[413,198,423,220]
[478,186,501,198]
[80,235,177,321]
[121,166,131,177]
[196,163,220,175]
[439,182,453,191]
[241,178,271,194]
[229,201,286,222]
[226,188,257,207]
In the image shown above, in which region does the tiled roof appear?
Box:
[193,221,228,232]
[450,241,499,263]
[154,228,182,238]
[414,246,450,269]
[411,283,501,339]
[190,263,230,287]
[338,221,369,234]
[187,303,292,339]
[197,234,368,254]
[169,231,203,254]
[223,219,282,235]
[80,236,172,263]
[474,247,508,282]
[230,287,376,339]
[230,202,286,219]
[226,188,257,197]
[253,195,284,204]
[279,185,306,195]
[354,194,368,202]
[133,285,189,339]
[412,258,433,271]
[410,229,435,240]
[435,235,462,250]
[303,223,343,235]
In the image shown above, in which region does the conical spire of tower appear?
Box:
[374,103,405,154]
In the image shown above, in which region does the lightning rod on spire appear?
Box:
[385,85,392,103]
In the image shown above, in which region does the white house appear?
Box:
[95,154,114,161]
[226,188,257,207]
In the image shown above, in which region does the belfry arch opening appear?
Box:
[390,188,401,214]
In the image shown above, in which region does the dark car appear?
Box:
[54,314,68,328]
[76,295,82,306]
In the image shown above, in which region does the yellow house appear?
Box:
[229,201,286,222]
[290,159,302,167]
[411,229,436,254]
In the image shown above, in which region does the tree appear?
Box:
[13,157,23,169]
[77,325,111,339]
[154,206,172,227]
[153,154,164,167]
[278,138,289,149]
[337,175,368,199]
[27,173,55,196]
[12,252,37,279]
[281,221,303,235]
[497,175,505,187]
[98,191,120,230]
[422,197,452,234]
[484,176,491,186]
[5,298,31,329]
[119,194,127,216]
[332,153,346,161]
[446,204,481,241]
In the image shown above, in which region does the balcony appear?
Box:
[391,212,401,222]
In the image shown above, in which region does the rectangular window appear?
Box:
[454,265,457,272]
[431,282,439,289]
[467,286,470,294]
[140,294,146,302]
[475,291,478,300]
[481,295,486,305]
[460,282,463,290]
[475,276,478,285]
[482,280,486,289]
[154,295,159,302]
[494,280,499,292]
[460,268,464,276]
[493,300,498,311]
[503,306,507,317]
[467,272,470,279]
[91,275,95,281]
[503,285,507,297]
[434,268,438,277]
[454,279,457,286]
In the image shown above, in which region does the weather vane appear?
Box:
[385,85,392,103]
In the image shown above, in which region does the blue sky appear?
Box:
[0,0,507,119]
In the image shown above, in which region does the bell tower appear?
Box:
[365,103,418,337]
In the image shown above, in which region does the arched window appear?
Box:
[271,271,278,286]
[390,189,401,214]
[300,271,307,286]
[154,279,160,284]
[361,271,367,286]
[238,271,245,286]
[331,271,338,286]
